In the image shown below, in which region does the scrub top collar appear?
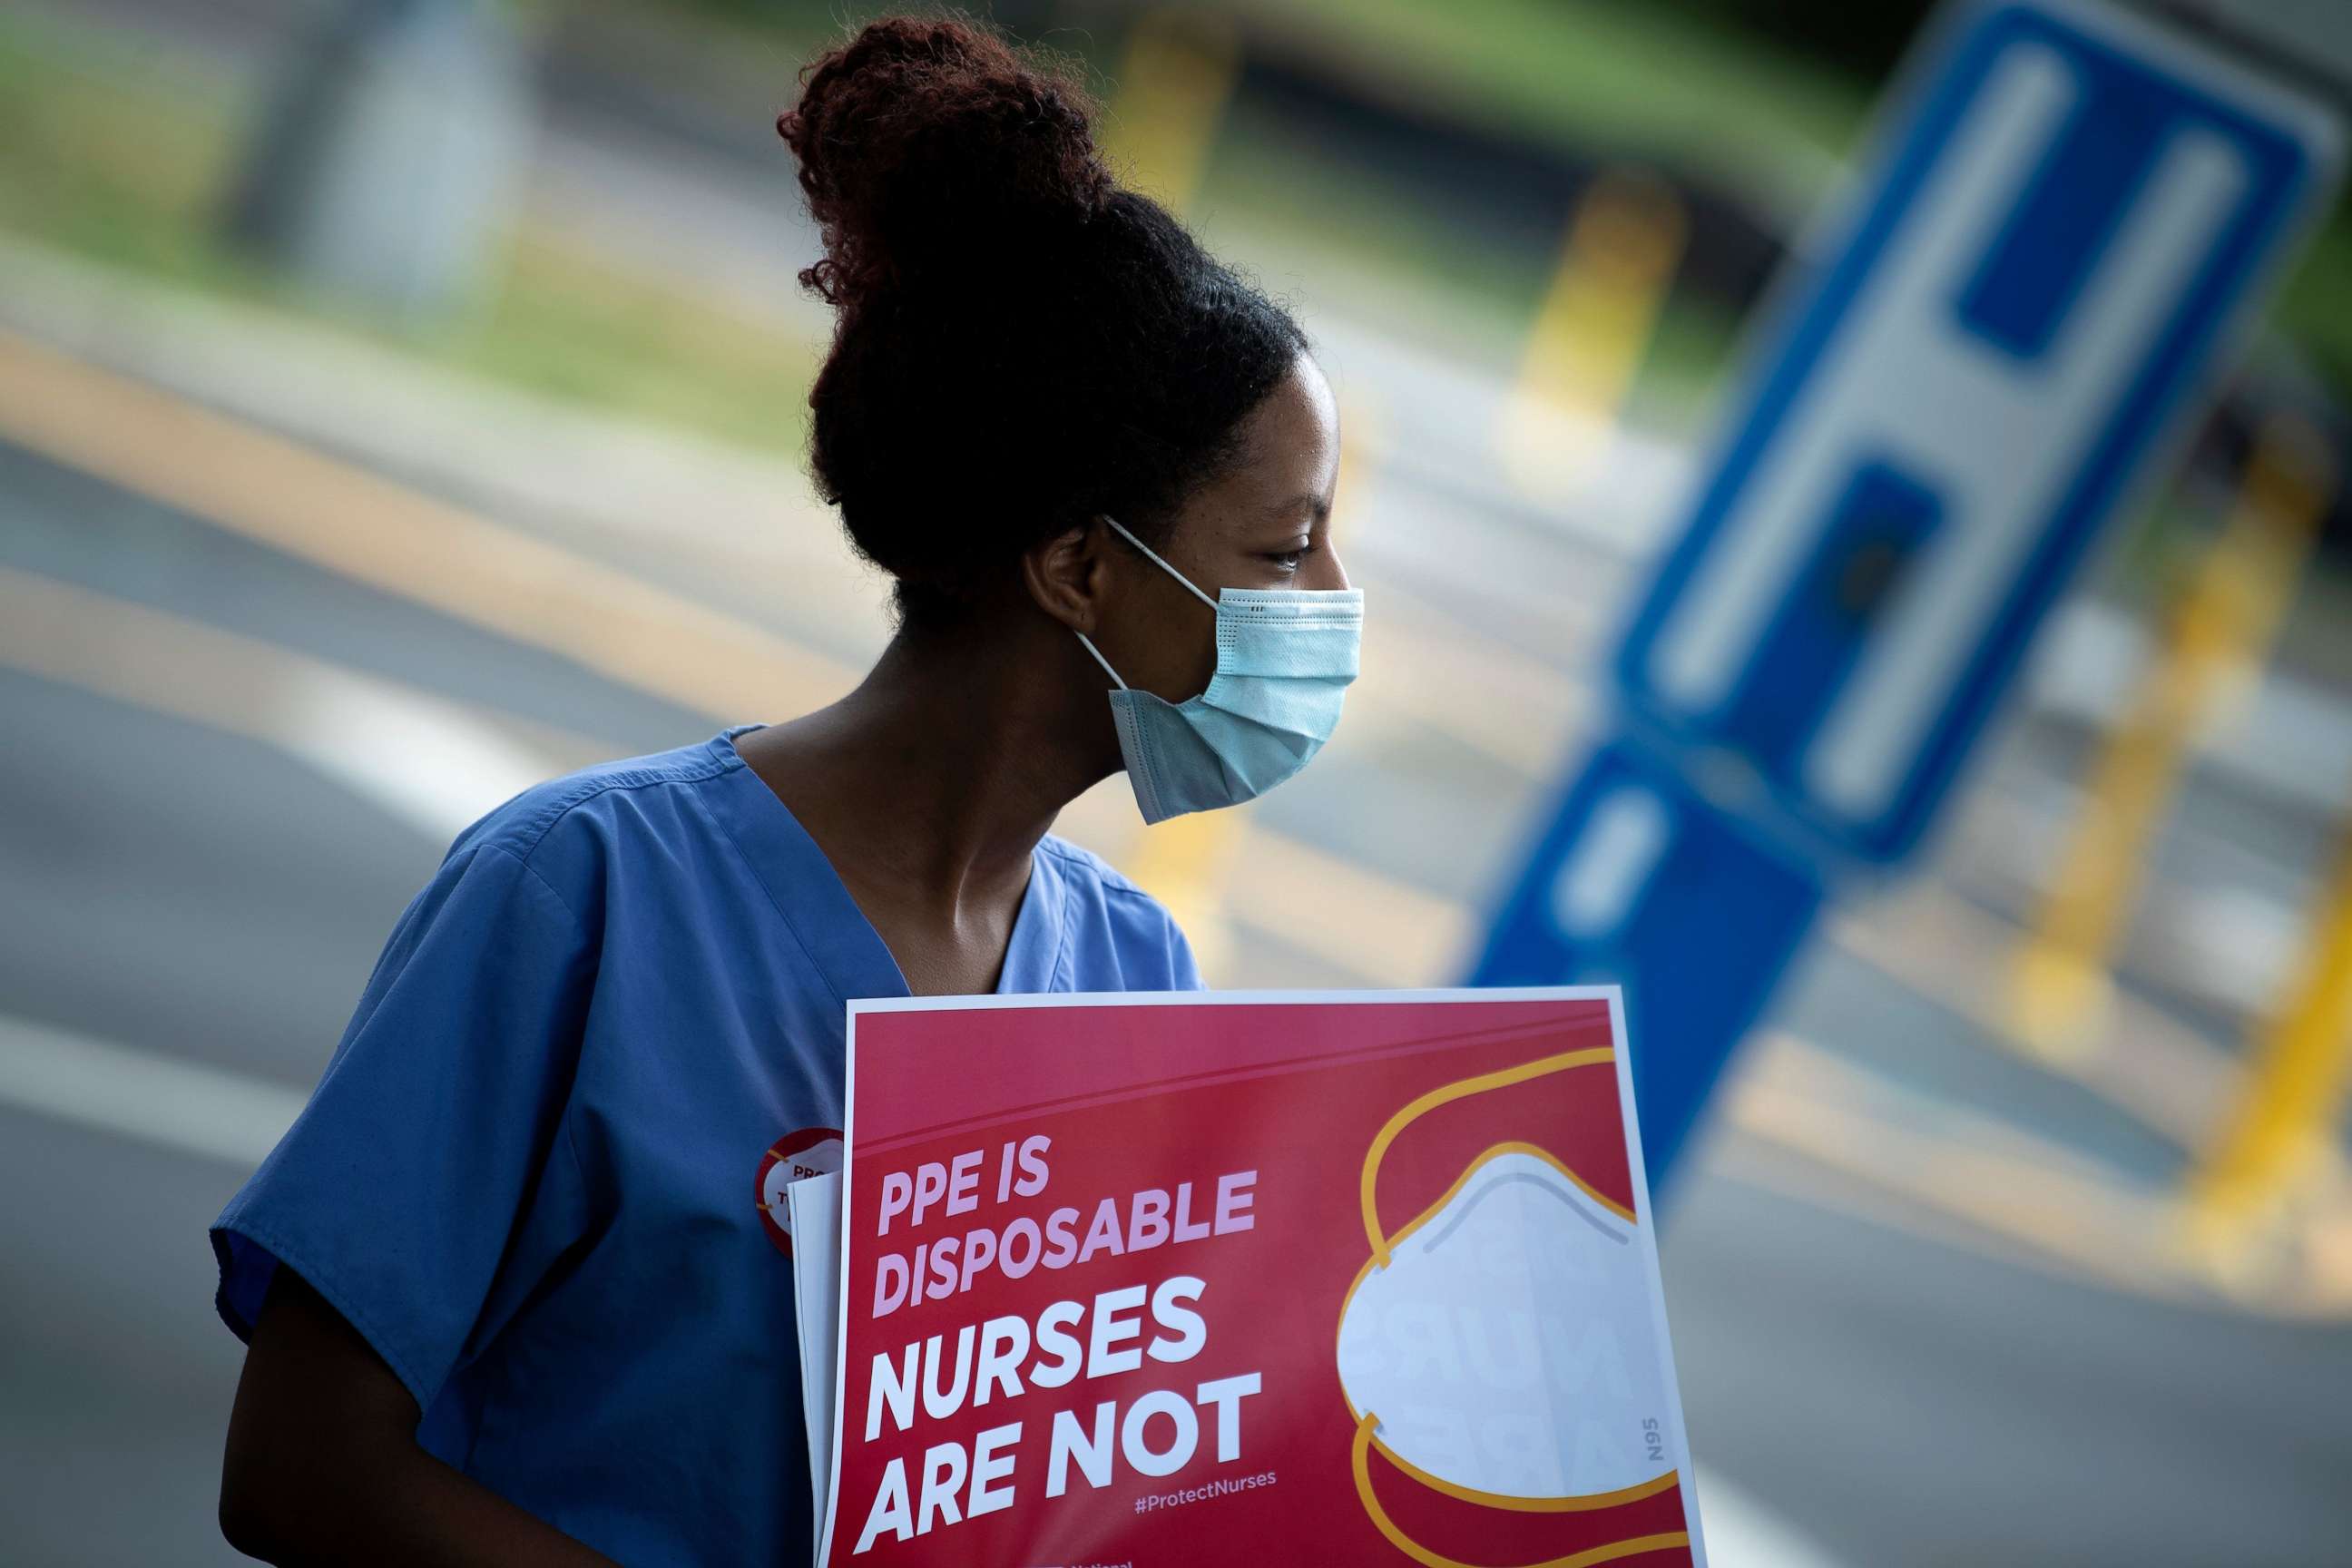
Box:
[699,724,1064,1000]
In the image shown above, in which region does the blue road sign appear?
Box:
[1612,0,2342,866]
[1474,0,2342,1190]
[1467,738,1827,1181]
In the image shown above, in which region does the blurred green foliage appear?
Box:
[0,6,819,454]
[2,0,2344,454]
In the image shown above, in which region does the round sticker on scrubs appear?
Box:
[754,1127,844,1259]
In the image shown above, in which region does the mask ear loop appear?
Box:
[1073,631,1129,691]
[1102,514,1221,612]
[1073,514,1219,691]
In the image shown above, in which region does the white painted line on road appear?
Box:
[0,1014,303,1169]
[14,558,2331,1316]
[1691,1466,1848,1568]
[0,564,600,845]
[0,323,862,724]
[276,666,577,844]
[0,250,1586,782]
[5,337,2332,1318]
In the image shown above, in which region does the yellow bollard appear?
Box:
[1099,10,1240,215]
[2006,415,2337,1057]
[2185,823,2352,1258]
[1497,167,1687,504]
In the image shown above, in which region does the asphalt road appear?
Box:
[5,378,2351,1568]
[7,3,2352,1559]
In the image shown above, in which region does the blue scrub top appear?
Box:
[211,724,1202,1565]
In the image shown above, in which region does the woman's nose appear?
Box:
[1308,547,1352,593]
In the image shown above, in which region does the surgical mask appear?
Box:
[1073,515,1362,826]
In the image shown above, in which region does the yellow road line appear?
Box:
[1118,810,1248,983]
[1352,575,1590,777]
[0,548,1456,995]
[1224,826,1478,985]
[3,240,1590,782]
[1718,1032,2352,1320]
[0,326,861,724]
[16,326,2345,1316]
[0,322,1500,982]
[1832,881,2239,1152]
[10,561,2340,1316]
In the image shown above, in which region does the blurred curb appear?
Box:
[0,233,839,573]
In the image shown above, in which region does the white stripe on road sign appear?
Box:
[1652,44,2254,829]
[1646,47,2077,717]
[1620,0,2337,863]
[1805,123,2247,821]
[1551,782,1672,938]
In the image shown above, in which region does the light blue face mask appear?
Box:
[1074,515,1363,826]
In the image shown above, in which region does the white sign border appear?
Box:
[818,985,1710,1566]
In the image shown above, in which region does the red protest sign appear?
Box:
[815,990,1704,1566]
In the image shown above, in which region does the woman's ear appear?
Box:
[1020,516,1109,634]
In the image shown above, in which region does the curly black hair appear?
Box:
[777,11,1312,625]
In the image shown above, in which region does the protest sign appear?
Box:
[808,989,1706,1566]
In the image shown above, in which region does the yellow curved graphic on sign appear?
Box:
[1352,1413,1690,1568]
[1358,1046,1624,1268]
[1343,1047,1685,1563]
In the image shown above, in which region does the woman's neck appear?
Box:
[737,622,1113,915]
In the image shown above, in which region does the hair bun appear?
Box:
[778,15,1113,309]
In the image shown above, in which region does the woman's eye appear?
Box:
[1267,548,1308,571]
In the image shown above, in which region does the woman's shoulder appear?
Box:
[1034,835,1206,989]
[437,730,746,904]
[1034,833,1158,906]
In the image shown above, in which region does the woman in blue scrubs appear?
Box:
[210,14,1359,1567]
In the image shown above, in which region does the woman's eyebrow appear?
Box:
[1263,493,1331,524]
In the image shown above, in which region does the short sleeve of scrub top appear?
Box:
[210,724,1205,1566]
